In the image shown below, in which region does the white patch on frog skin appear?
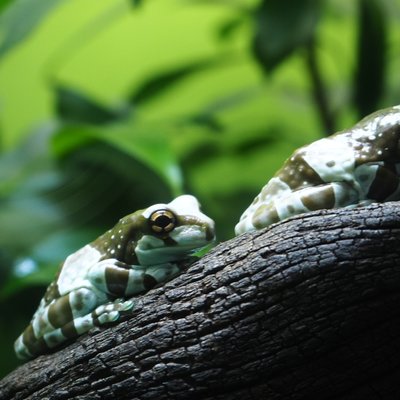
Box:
[379,113,400,128]
[274,194,308,221]
[235,178,292,234]
[58,245,102,295]
[69,288,102,319]
[330,182,359,207]
[168,195,210,223]
[169,225,210,247]
[14,336,33,359]
[123,267,147,295]
[136,235,181,265]
[71,313,96,335]
[43,328,67,348]
[303,137,356,183]
[136,224,213,266]
[235,218,255,235]
[32,307,52,338]
[143,195,198,218]
[256,178,290,206]
[135,234,192,266]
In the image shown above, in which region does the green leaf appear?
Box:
[182,85,263,133]
[217,16,247,41]
[184,114,224,133]
[0,0,13,15]
[92,124,183,196]
[0,0,65,58]
[52,122,183,196]
[55,85,128,125]
[128,56,227,105]
[130,0,142,7]
[0,123,56,196]
[253,0,322,73]
[353,0,387,117]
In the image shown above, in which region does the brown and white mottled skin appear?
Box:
[15,195,215,360]
[235,105,400,235]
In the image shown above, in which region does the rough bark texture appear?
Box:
[1,202,400,400]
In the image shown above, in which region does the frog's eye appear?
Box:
[148,209,177,235]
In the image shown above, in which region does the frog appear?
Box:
[14,195,215,360]
[235,105,400,235]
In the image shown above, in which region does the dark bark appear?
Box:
[1,202,400,400]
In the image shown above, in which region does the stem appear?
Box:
[304,38,335,135]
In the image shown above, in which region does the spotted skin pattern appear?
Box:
[15,195,215,360]
[235,106,400,235]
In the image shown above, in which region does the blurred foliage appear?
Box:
[0,0,66,57]
[0,0,400,377]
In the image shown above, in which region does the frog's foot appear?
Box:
[92,298,135,326]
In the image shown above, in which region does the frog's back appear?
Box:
[236,106,400,234]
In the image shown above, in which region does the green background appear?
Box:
[0,0,399,377]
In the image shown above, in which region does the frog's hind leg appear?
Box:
[14,297,134,360]
[235,181,360,234]
[14,286,133,359]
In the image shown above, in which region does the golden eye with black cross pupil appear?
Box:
[148,209,177,235]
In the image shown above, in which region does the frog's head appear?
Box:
[135,195,215,266]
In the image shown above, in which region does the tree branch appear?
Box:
[1,202,400,400]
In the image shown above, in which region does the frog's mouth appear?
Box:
[135,225,215,266]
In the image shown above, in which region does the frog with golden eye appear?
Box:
[15,195,215,360]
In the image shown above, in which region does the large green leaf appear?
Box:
[128,56,228,105]
[0,0,65,58]
[253,0,322,73]
[0,0,13,14]
[52,121,183,196]
[55,85,128,125]
[353,0,387,117]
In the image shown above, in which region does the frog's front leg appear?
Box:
[236,181,360,234]
[87,259,182,297]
